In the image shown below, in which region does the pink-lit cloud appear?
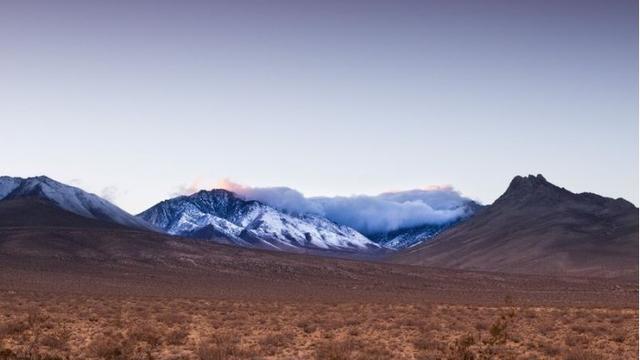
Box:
[179,179,477,234]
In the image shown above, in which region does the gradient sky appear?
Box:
[1,0,637,213]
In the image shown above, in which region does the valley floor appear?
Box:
[0,290,637,360]
[0,231,637,359]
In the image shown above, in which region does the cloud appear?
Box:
[101,185,125,203]
[67,178,83,187]
[217,179,324,215]
[171,178,217,197]
[215,180,475,235]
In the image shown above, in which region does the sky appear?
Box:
[1,0,637,213]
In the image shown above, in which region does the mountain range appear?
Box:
[0,174,637,277]
[136,188,478,251]
[392,175,639,277]
[0,176,152,230]
[137,189,380,252]
[0,176,473,252]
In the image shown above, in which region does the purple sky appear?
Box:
[1,0,637,212]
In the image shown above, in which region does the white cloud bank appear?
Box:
[215,180,476,235]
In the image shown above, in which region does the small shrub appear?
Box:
[89,334,130,360]
[0,320,29,337]
[488,319,508,345]
[258,333,292,355]
[474,321,490,331]
[536,319,555,333]
[296,319,317,334]
[610,330,626,343]
[26,308,44,328]
[539,342,563,357]
[564,349,604,360]
[314,339,359,360]
[156,312,190,326]
[196,333,240,360]
[413,337,444,352]
[522,309,537,319]
[166,328,189,346]
[0,348,17,360]
[564,334,588,347]
[570,324,588,334]
[39,334,68,350]
[448,334,476,360]
[128,324,163,347]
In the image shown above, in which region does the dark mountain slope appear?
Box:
[0,175,635,308]
[0,197,123,229]
[391,175,638,278]
[0,176,153,230]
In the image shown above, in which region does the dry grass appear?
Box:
[0,292,637,359]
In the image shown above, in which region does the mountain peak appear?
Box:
[503,174,560,195]
[190,188,237,198]
[393,174,639,277]
[31,175,54,182]
[507,174,548,190]
[138,188,380,252]
[496,174,571,206]
[0,175,153,230]
[497,174,636,211]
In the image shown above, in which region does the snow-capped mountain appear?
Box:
[0,175,479,252]
[138,189,380,251]
[0,176,153,230]
[369,224,453,249]
[367,201,481,249]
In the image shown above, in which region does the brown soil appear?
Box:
[0,206,637,359]
[0,291,637,359]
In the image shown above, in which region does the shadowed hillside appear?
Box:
[392,175,639,278]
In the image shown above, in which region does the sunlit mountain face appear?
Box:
[139,182,481,251]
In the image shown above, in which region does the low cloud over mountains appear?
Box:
[216,180,475,235]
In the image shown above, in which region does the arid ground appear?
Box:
[0,227,638,359]
[0,290,637,360]
[0,258,638,359]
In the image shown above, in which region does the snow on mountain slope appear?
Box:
[0,177,21,199]
[368,202,481,249]
[0,176,478,252]
[369,223,454,249]
[138,189,379,251]
[0,176,154,230]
